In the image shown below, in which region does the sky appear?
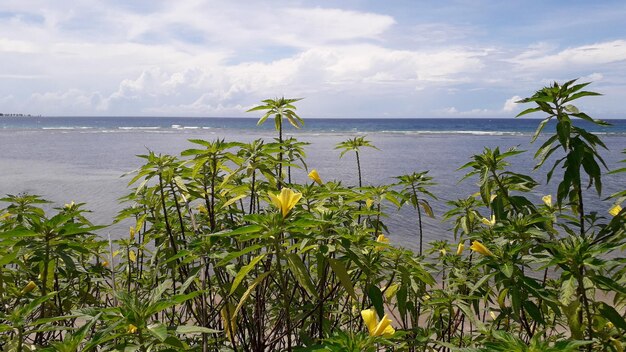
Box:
[1,0,626,118]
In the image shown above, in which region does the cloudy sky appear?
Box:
[1,1,626,118]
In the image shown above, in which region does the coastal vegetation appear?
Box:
[0,80,624,351]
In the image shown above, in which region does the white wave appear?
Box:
[378,130,527,136]
[118,126,161,130]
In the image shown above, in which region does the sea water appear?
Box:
[1,117,624,250]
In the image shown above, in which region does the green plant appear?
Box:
[248,97,304,188]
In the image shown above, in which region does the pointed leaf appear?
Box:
[328,258,358,301]
[287,253,319,299]
[230,254,266,295]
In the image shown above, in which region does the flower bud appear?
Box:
[21,281,37,294]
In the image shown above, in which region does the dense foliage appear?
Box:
[1,81,624,351]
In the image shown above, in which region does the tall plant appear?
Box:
[516,79,614,350]
[516,79,608,235]
[248,97,304,189]
[395,171,437,256]
[335,136,379,189]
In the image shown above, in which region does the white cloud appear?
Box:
[29,89,106,112]
[0,38,38,53]
[1,1,625,117]
[503,95,521,112]
[278,8,395,46]
[581,72,604,81]
[0,95,15,105]
[511,40,626,70]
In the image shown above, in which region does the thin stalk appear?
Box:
[250,170,256,214]
[210,157,217,232]
[170,182,187,243]
[410,183,425,256]
[158,174,178,254]
[356,150,362,224]
[35,231,51,344]
[17,327,24,352]
[278,119,283,190]
[577,184,585,237]
[417,205,424,256]
[577,266,593,351]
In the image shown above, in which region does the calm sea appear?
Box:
[1,116,624,250]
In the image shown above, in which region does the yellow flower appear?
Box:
[308,169,323,185]
[102,260,109,267]
[489,311,497,320]
[64,201,75,209]
[129,226,136,242]
[365,198,374,209]
[127,324,138,334]
[361,308,395,337]
[21,281,37,294]
[439,248,447,256]
[375,234,389,251]
[0,212,12,220]
[268,188,302,218]
[481,215,496,227]
[456,242,465,255]
[129,250,137,263]
[609,204,622,217]
[542,195,552,207]
[470,240,494,257]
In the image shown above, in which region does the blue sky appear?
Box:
[1,1,625,118]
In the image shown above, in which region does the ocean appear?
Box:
[1,116,624,250]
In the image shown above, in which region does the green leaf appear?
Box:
[233,271,271,320]
[563,90,601,103]
[397,285,407,322]
[215,225,263,237]
[328,258,358,301]
[501,263,514,278]
[516,107,541,117]
[594,276,626,295]
[175,325,220,335]
[0,228,37,240]
[230,254,266,295]
[147,323,168,342]
[563,301,584,340]
[217,245,262,267]
[367,285,385,318]
[173,176,188,194]
[420,200,434,218]
[556,120,571,149]
[559,276,577,305]
[221,194,247,209]
[286,253,319,299]
[162,336,185,349]
[0,251,17,266]
[599,302,626,331]
[469,272,495,295]
[523,300,545,324]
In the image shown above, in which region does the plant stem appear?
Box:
[356,150,362,224]
[278,118,283,190]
